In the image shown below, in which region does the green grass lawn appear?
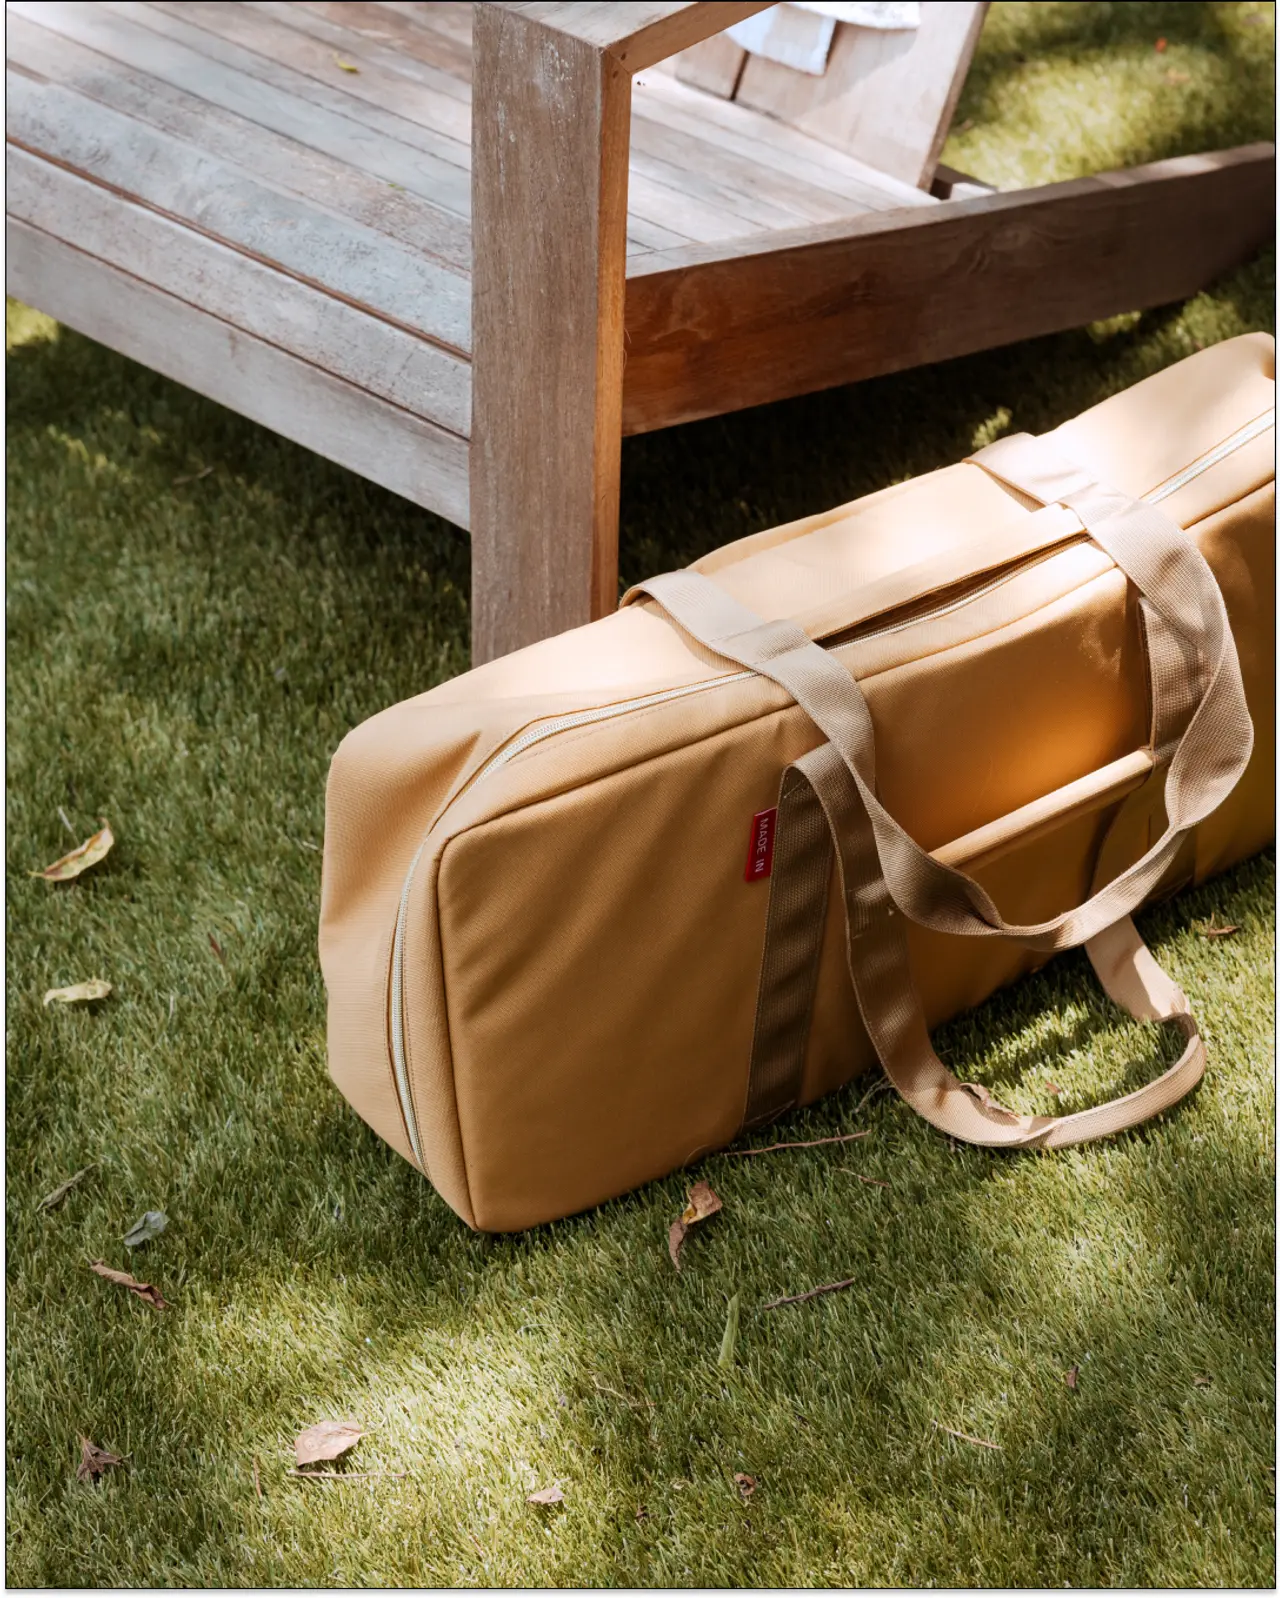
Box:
[6,1,1275,1585]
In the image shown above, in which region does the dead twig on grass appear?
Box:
[837,1168,890,1189]
[934,1422,1002,1451]
[761,1278,857,1310]
[289,1469,406,1480]
[727,1132,868,1158]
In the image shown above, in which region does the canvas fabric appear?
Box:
[320,334,1276,1230]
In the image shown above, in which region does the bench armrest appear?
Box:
[479,2,771,73]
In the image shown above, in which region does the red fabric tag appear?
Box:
[744,807,777,883]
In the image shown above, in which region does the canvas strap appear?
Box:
[633,433,1251,1146]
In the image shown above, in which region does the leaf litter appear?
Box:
[37,1164,96,1211]
[43,979,112,1008]
[527,1485,565,1506]
[122,1210,168,1249]
[734,1473,756,1500]
[77,1437,126,1484]
[762,1277,857,1311]
[668,1180,722,1270]
[31,822,114,882]
[89,1261,168,1310]
[295,1420,364,1468]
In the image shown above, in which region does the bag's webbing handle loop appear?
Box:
[781,740,1204,1149]
[633,433,1245,1145]
[633,436,1251,955]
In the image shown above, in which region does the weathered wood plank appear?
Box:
[6,146,473,436]
[6,9,473,269]
[673,32,746,98]
[470,3,631,662]
[5,68,472,353]
[621,145,1278,433]
[127,1,475,157]
[162,0,717,246]
[631,69,934,213]
[6,216,471,526]
[495,3,772,73]
[293,0,477,83]
[735,1,988,189]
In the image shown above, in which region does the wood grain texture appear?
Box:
[631,68,933,213]
[674,31,745,98]
[734,0,988,188]
[469,3,632,662]
[6,8,473,267]
[621,145,1278,434]
[5,67,472,352]
[496,2,771,73]
[6,216,471,524]
[6,146,473,436]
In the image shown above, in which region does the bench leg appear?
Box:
[469,4,631,666]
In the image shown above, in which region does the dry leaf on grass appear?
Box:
[527,1485,565,1506]
[37,1164,95,1211]
[208,933,226,964]
[89,1261,168,1310]
[1065,1364,1079,1391]
[668,1180,722,1270]
[1198,916,1239,939]
[1193,1374,1213,1388]
[1045,1081,1063,1097]
[43,979,112,1008]
[734,1472,756,1500]
[77,1436,125,1484]
[122,1210,168,1249]
[31,822,114,882]
[294,1420,364,1468]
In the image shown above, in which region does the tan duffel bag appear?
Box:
[320,334,1275,1232]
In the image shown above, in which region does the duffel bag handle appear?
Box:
[633,433,1252,1147]
[634,433,1252,956]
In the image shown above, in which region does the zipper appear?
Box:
[387,404,1275,1168]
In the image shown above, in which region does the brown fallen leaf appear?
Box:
[734,1472,756,1500]
[1045,1081,1063,1097]
[634,1504,649,1523]
[682,1180,722,1225]
[527,1485,565,1506]
[77,1436,125,1484]
[37,1163,96,1211]
[1155,35,1167,51]
[89,1261,168,1310]
[208,932,226,964]
[295,1419,364,1468]
[1193,1374,1213,1388]
[43,979,112,1008]
[1065,1364,1079,1391]
[333,52,360,71]
[1198,916,1239,939]
[761,1277,857,1311]
[726,1131,868,1158]
[668,1180,722,1270]
[31,822,114,882]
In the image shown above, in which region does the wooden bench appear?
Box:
[7,2,1274,661]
